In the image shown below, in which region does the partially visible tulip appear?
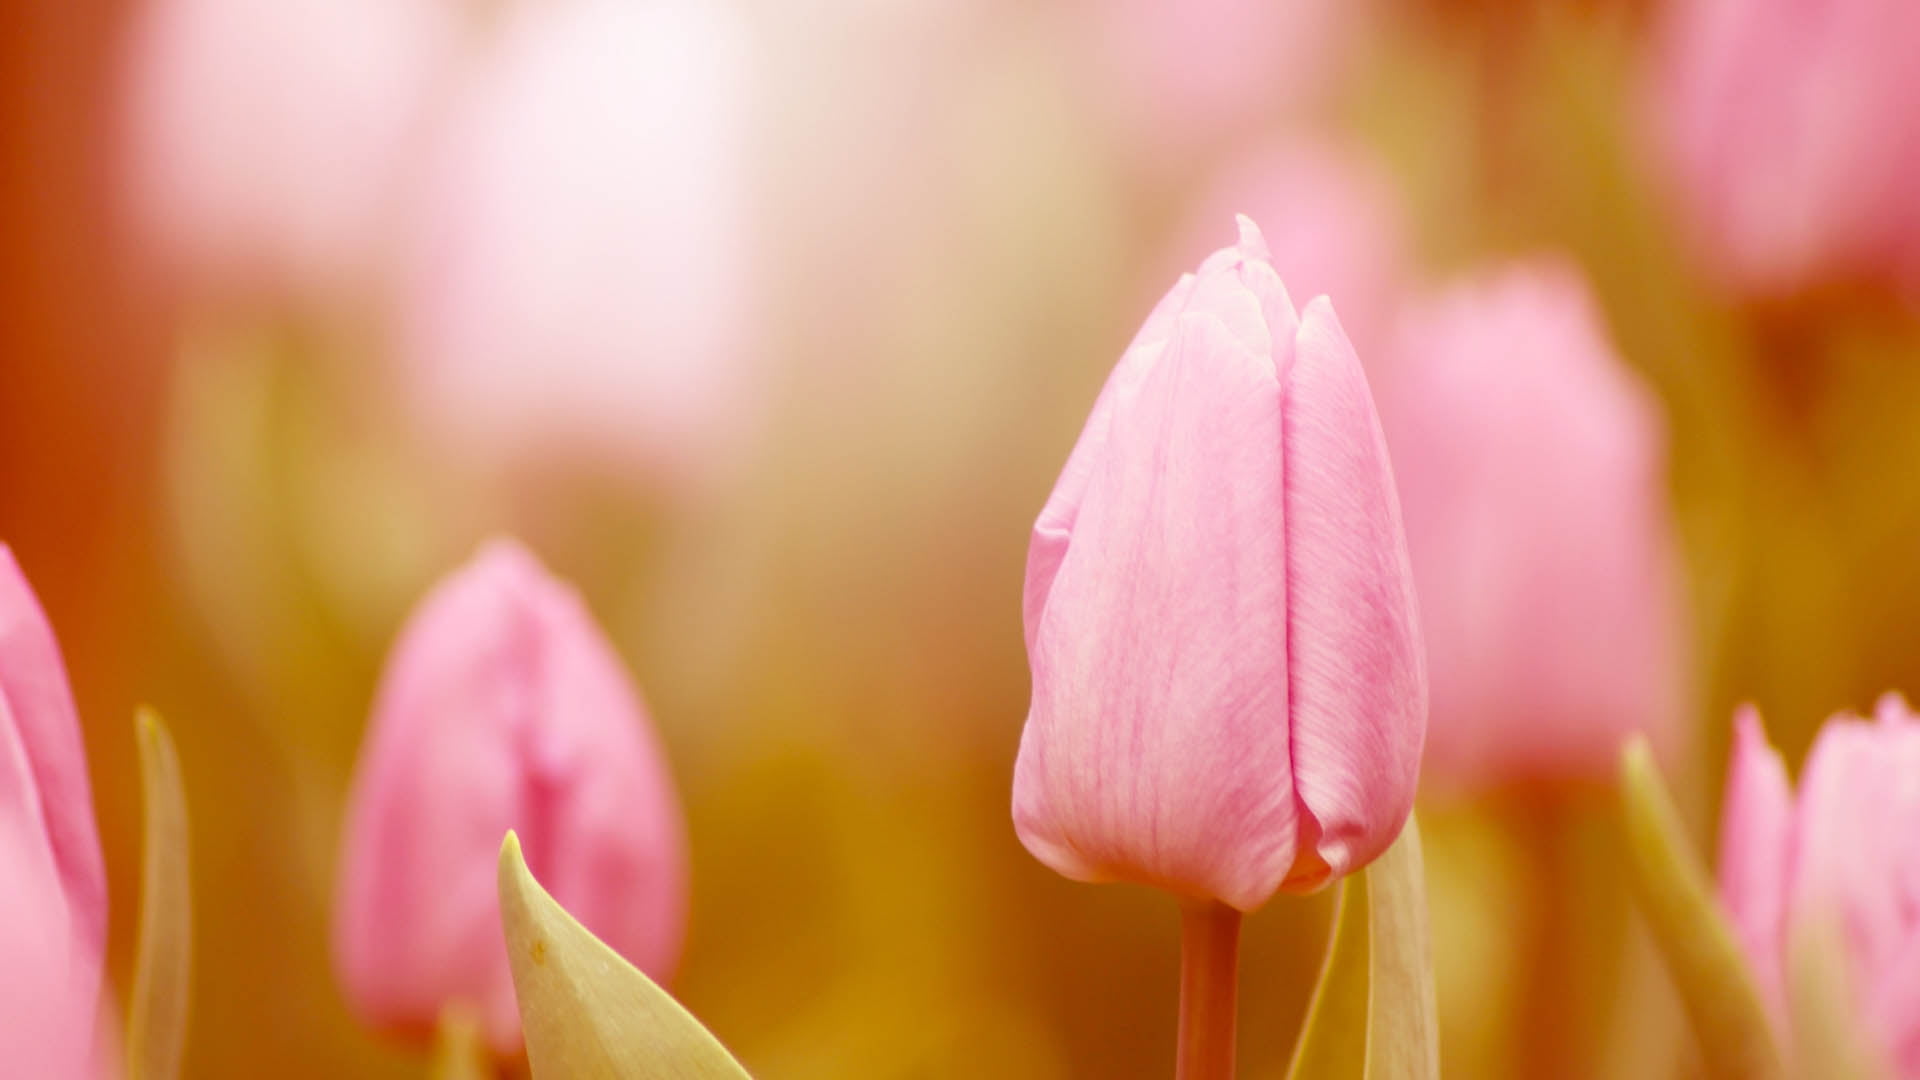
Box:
[1065,0,1362,180]
[1378,262,1684,790]
[1013,217,1426,911]
[121,0,458,303]
[1644,0,1920,297]
[1718,699,1920,1074]
[333,539,688,1054]
[399,0,758,485]
[0,547,108,1075]
[1166,140,1409,360]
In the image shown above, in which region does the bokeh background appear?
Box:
[6,0,1920,1075]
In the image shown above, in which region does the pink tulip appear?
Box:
[399,0,757,485]
[333,539,687,1054]
[1378,262,1685,790]
[1718,699,1920,1073]
[1166,139,1409,360]
[1013,217,1426,910]
[1644,0,1920,297]
[0,547,108,1075]
[120,0,457,303]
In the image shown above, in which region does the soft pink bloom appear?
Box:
[1378,262,1684,789]
[1718,699,1920,1073]
[1068,0,1363,178]
[0,547,108,1075]
[1644,0,1920,297]
[1166,140,1409,360]
[399,0,757,485]
[121,0,457,303]
[334,539,687,1054]
[1013,218,1426,911]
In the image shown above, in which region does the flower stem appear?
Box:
[1176,899,1242,1080]
[432,1005,493,1080]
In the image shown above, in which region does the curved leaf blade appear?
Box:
[1283,816,1438,1080]
[497,832,751,1079]
[127,709,192,1080]
[1618,737,1783,1080]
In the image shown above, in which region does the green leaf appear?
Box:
[497,832,752,1079]
[1284,816,1439,1080]
[127,709,192,1080]
[1617,736,1783,1080]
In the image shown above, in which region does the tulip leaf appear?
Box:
[127,709,192,1080]
[1617,737,1783,1080]
[1284,816,1439,1080]
[497,832,752,1079]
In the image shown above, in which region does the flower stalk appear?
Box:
[1176,900,1242,1080]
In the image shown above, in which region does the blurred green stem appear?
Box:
[1176,900,1241,1080]
[432,1007,492,1080]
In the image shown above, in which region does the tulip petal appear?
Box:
[496,833,749,1079]
[1283,816,1437,1080]
[1279,298,1424,889]
[1016,311,1296,910]
[127,709,192,1080]
[0,547,108,962]
[1618,737,1784,1079]
[1714,707,1793,1016]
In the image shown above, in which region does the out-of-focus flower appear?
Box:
[120,0,458,304]
[333,539,687,1055]
[1644,0,1920,298]
[1165,139,1409,359]
[1379,262,1684,790]
[1717,699,1920,1073]
[0,547,108,1076]
[399,0,758,486]
[1012,218,1426,910]
[1064,0,1363,180]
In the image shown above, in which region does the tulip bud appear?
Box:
[1013,217,1426,911]
[1378,262,1685,790]
[1644,0,1920,297]
[0,547,108,1075]
[333,539,688,1054]
[1716,699,1920,1073]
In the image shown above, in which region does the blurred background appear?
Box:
[7,0,1920,1074]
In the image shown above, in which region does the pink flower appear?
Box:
[1644,0,1920,297]
[399,0,758,485]
[1165,139,1409,360]
[0,547,108,1075]
[1718,699,1920,1073]
[333,539,687,1054]
[120,0,457,303]
[1012,218,1426,910]
[1378,262,1685,789]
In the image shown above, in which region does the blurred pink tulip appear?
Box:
[0,547,108,1075]
[1645,0,1920,297]
[333,539,687,1054]
[1068,0,1362,179]
[1379,262,1685,790]
[399,0,758,485]
[121,0,458,303]
[1013,218,1426,910]
[1167,140,1409,360]
[1718,699,1920,1073]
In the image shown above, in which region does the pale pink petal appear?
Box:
[0,548,106,994]
[1015,312,1296,911]
[1278,298,1425,890]
[1715,706,1794,1016]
